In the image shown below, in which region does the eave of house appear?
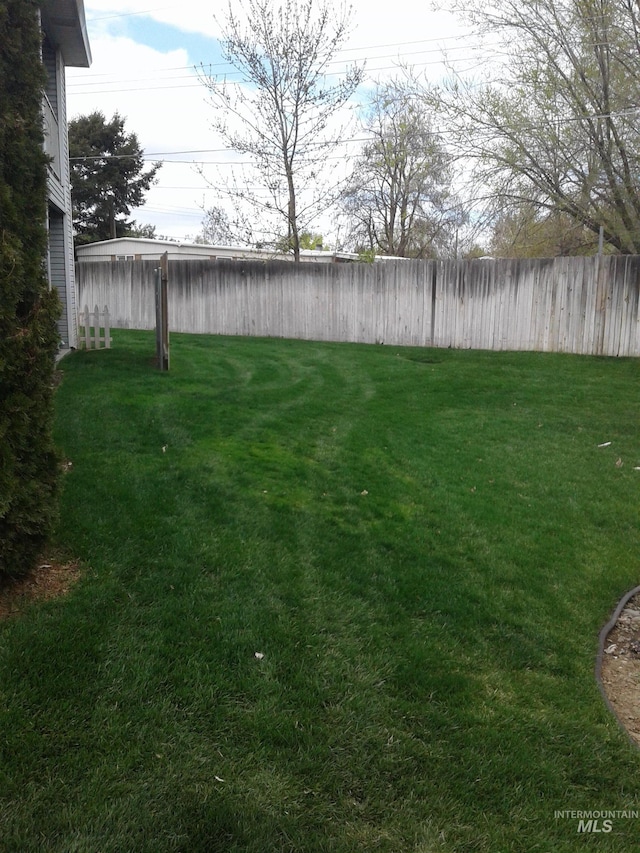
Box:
[40,0,91,68]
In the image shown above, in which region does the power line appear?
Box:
[67,55,493,92]
[67,99,640,171]
[66,33,497,94]
[65,54,490,96]
[86,5,176,23]
[68,38,489,88]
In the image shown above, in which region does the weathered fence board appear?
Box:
[76,255,640,356]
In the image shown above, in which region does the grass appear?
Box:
[1,329,640,852]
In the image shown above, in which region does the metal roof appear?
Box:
[40,0,91,68]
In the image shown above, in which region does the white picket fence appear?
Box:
[78,304,111,350]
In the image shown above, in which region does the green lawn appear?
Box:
[1,330,640,852]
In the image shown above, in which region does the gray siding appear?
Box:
[48,206,69,344]
[57,53,77,348]
[42,36,58,113]
[43,41,78,348]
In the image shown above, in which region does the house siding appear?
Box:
[42,14,82,349]
[57,52,78,348]
[48,206,68,343]
[42,36,58,112]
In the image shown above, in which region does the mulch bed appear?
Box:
[600,593,640,748]
[0,558,81,621]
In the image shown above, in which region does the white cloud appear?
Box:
[67,33,224,239]
[84,0,222,38]
[85,0,463,58]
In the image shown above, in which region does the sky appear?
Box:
[66,0,480,244]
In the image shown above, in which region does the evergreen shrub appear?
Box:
[0,0,62,577]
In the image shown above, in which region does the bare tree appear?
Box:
[189,205,234,246]
[431,0,640,254]
[199,0,363,261]
[489,205,602,258]
[341,78,464,258]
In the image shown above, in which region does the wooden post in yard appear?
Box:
[161,251,170,370]
[155,251,170,371]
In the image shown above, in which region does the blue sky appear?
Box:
[67,1,476,243]
[123,17,224,68]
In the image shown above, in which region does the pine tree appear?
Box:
[69,112,160,244]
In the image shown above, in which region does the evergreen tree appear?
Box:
[0,0,62,576]
[69,112,160,245]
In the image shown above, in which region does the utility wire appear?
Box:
[67,101,640,168]
[67,39,490,87]
[66,51,493,94]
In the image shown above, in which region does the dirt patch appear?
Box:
[0,557,82,621]
[600,592,640,748]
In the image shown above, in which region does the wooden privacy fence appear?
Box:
[75,255,640,356]
[78,304,111,350]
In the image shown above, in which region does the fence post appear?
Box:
[83,304,91,349]
[155,252,169,370]
[94,305,100,348]
[104,305,111,348]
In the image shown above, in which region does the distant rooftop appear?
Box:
[75,237,406,263]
